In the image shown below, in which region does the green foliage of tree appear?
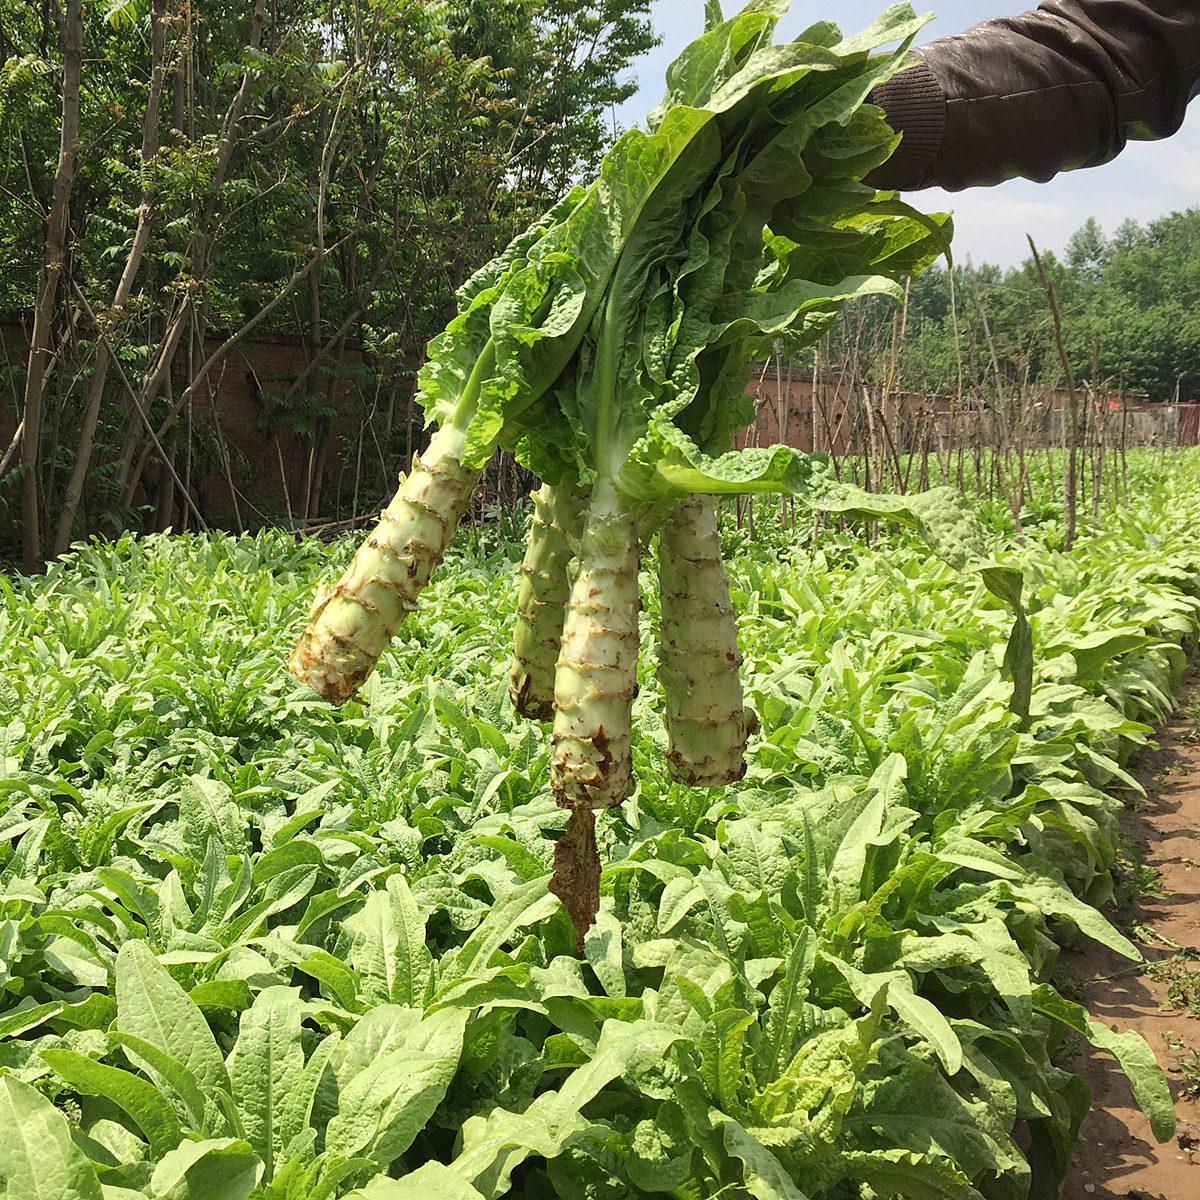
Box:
[824,207,1200,405]
[0,0,658,559]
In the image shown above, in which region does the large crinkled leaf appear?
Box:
[652,441,820,496]
[897,919,1033,1025]
[331,1004,423,1084]
[418,198,577,433]
[345,873,432,1008]
[0,1074,104,1200]
[852,1057,1024,1183]
[325,1007,468,1167]
[347,1163,485,1199]
[39,1046,183,1157]
[1005,860,1139,959]
[149,1136,262,1200]
[720,1116,810,1199]
[452,1096,603,1200]
[451,1019,687,1198]
[114,940,230,1108]
[423,97,730,478]
[825,955,962,1076]
[225,986,305,1178]
[441,876,559,981]
[835,1147,979,1199]
[1031,985,1175,1143]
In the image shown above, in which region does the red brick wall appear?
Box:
[0,319,382,528]
[182,332,367,525]
[5,319,1197,536]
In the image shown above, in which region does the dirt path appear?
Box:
[1061,686,1200,1200]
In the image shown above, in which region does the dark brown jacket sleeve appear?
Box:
[866,0,1200,192]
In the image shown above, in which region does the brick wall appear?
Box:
[5,319,1197,538]
[0,319,396,529]
[737,366,1200,453]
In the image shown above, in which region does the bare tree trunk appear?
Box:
[114,300,192,501]
[0,421,25,481]
[154,426,178,532]
[53,0,168,557]
[114,0,269,503]
[19,0,82,572]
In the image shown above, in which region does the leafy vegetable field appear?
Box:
[3,450,1200,1199]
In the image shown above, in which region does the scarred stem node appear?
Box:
[510,481,587,721]
[550,479,639,811]
[289,423,482,704]
[658,492,756,786]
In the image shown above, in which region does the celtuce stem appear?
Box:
[550,477,639,811]
[510,482,587,721]
[658,493,755,786]
[289,423,482,704]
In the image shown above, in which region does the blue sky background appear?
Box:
[613,1,1200,269]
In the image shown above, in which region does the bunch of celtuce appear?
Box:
[290,1,964,944]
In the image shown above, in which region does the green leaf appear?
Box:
[1031,985,1175,1143]
[444,877,558,980]
[0,1000,63,1039]
[720,1117,809,1199]
[346,1162,485,1199]
[39,1047,183,1156]
[452,1020,685,1198]
[112,1031,208,1132]
[189,979,253,1014]
[325,1007,467,1167]
[1007,864,1139,959]
[115,941,230,1101]
[451,1096,599,1200]
[763,927,817,1081]
[225,986,305,1178]
[825,955,962,1075]
[180,776,248,857]
[583,908,626,999]
[331,1005,423,1084]
[279,1033,338,1150]
[149,1137,262,1200]
[344,874,432,1007]
[0,1074,104,1200]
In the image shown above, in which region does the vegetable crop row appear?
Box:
[1,450,1199,1197]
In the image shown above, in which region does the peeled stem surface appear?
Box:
[289,423,481,704]
[510,482,586,721]
[658,493,755,786]
[550,481,639,811]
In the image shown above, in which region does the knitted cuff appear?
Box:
[864,55,946,191]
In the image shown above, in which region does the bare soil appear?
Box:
[1061,684,1200,1200]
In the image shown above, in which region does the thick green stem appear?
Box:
[658,493,756,786]
[510,481,587,721]
[550,477,640,810]
[289,422,482,703]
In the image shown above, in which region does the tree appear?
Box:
[0,0,658,560]
[1065,216,1109,285]
[17,0,82,572]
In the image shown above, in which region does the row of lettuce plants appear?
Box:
[1,453,1199,1197]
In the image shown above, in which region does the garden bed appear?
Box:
[3,452,1200,1197]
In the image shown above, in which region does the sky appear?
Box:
[613,0,1200,270]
